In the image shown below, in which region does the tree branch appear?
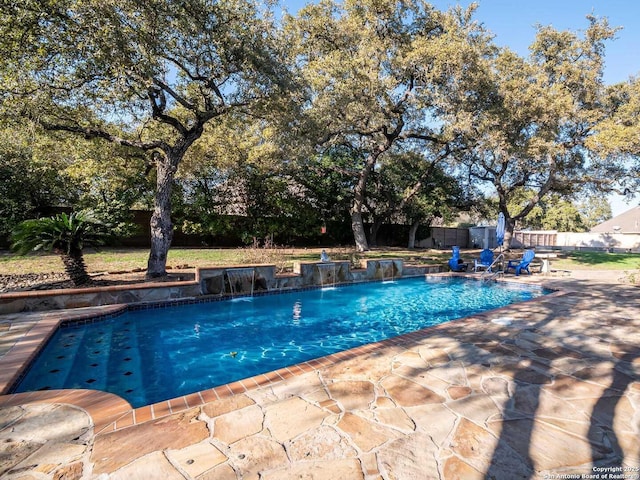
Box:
[398,130,443,144]
[38,119,166,151]
[153,78,196,111]
[147,86,187,135]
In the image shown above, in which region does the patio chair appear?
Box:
[505,249,535,276]
[474,248,494,272]
[448,246,468,272]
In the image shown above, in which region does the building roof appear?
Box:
[590,205,640,233]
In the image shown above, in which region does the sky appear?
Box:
[281,0,640,217]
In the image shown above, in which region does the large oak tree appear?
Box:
[589,77,640,157]
[284,0,494,251]
[587,76,640,195]
[458,17,617,247]
[0,0,289,276]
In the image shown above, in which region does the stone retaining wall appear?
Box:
[0,281,202,314]
[0,261,441,313]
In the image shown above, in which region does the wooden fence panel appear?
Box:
[512,231,557,248]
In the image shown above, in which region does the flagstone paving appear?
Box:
[0,275,639,479]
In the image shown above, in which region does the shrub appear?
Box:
[11,212,110,286]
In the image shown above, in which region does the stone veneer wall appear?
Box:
[403,264,442,276]
[0,260,442,314]
[198,265,277,295]
[293,261,353,286]
[364,258,404,281]
[0,281,202,314]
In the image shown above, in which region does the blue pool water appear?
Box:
[15,277,547,407]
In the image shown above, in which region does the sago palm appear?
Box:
[11,212,109,287]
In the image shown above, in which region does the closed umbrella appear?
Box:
[496,212,506,250]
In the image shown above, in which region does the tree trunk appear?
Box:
[351,154,379,252]
[502,216,516,251]
[407,219,420,249]
[60,250,91,286]
[351,211,369,252]
[147,156,176,278]
[369,218,382,248]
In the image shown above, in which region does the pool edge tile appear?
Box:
[152,401,171,419]
[183,392,204,409]
[168,396,188,413]
[114,411,135,429]
[199,389,219,404]
[133,405,153,424]
[213,385,233,399]
[226,381,246,395]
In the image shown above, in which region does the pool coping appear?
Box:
[0,274,564,435]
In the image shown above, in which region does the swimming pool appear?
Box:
[14,277,548,407]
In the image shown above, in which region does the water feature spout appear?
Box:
[226,267,256,297]
[316,263,336,288]
[378,260,395,283]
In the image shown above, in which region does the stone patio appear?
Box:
[0,275,639,479]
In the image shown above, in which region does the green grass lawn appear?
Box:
[0,248,248,275]
[551,251,640,270]
[2,246,637,277]
[0,247,452,276]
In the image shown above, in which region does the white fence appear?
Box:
[555,232,640,252]
[469,227,640,252]
[511,230,640,252]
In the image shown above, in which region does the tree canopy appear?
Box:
[1,0,291,275]
[1,0,637,259]
[587,77,640,196]
[456,16,618,246]
[283,0,494,250]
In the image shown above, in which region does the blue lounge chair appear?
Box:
[506,249,535,275]
[474,249,494,272]
[448,246,468,272]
